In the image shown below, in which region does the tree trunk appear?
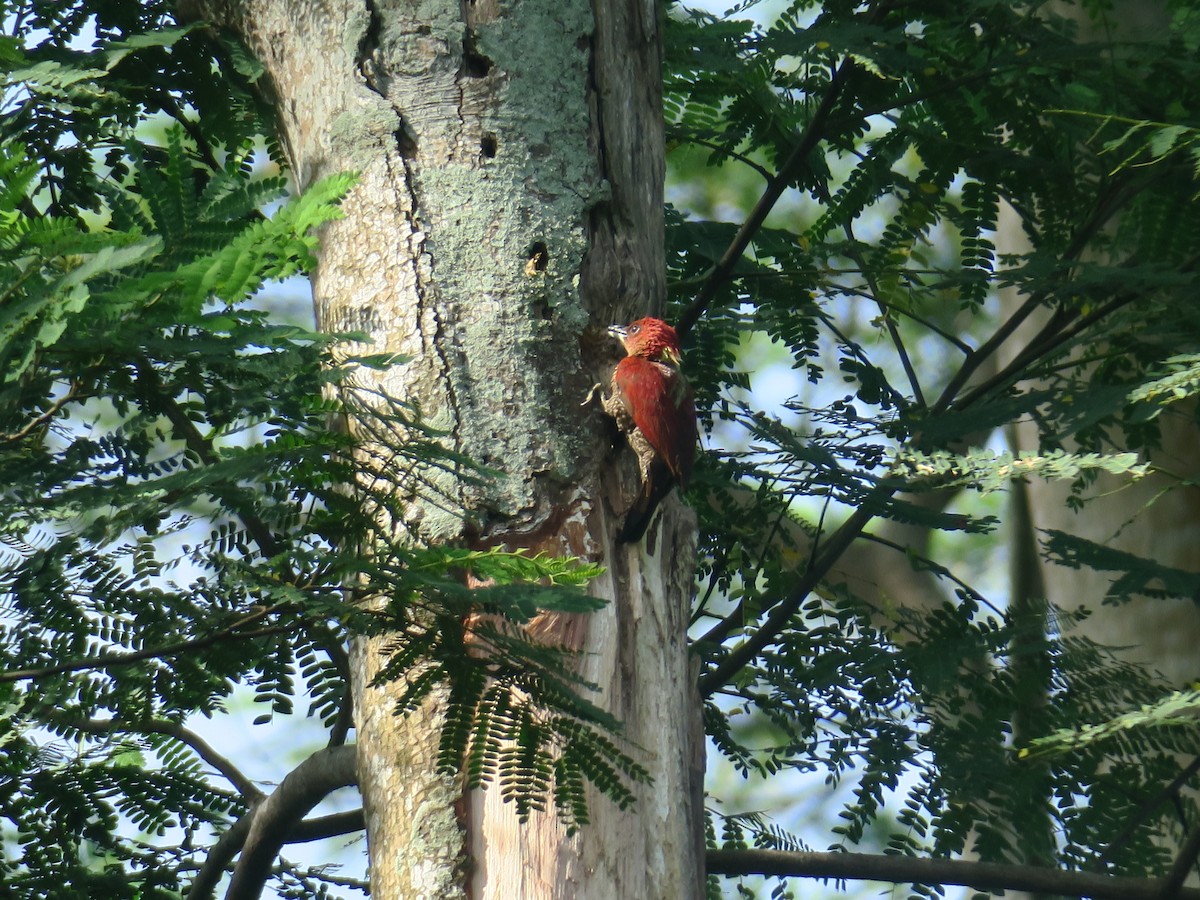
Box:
[1011,1,1200,690]
[198,0,704,896]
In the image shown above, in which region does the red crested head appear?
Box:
[607,317,682,364]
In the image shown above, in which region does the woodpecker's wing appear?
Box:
[613,357,697,486]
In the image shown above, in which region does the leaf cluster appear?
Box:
[664,0,1200,895]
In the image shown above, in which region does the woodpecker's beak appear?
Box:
[607,324,629,344]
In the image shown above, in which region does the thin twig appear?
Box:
[1162,823,1200,900]
[931,290,1048,414]
[857,531,1004,617]
[954,291,1135,410]
[833,282,976,355]
[133,357,288,569]
[683,136,774,181]
[0,380,83,443]
[698,501,878,696]
[1099,756,1200,865]
[956,246,1200,411]
[931,175,1140,414]
[676,58,856,339]
[132,356,358,731]
[696,497,793,647]
[817,171,926,406]
[61,716,264,802]
[0,621,286,684]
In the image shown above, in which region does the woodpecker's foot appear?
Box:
[581,383,606,407]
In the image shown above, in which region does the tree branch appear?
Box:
[224,744,358,900]
[187,809,365,900]
[931,175,1140,414]
[676,58,855,340]
[1163,822,1200,900]
[698,501,879,696]
[285,808,364,843]
[133,356,288,570]
[692,481,956,650]
[0,379,83,442]
[327,685,354,748]
[705,847,1200,900]
[189,811,252,900]
[0,622,286,684]
[1101,756,1200,864]
[815,171,925,407]
[682,136,774,181]
[131,356,355,741]
[188,745,359,900]
[62,716,264,802]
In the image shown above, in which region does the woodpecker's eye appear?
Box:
[629,324,641,334]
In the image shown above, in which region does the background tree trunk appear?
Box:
[1013,0,1200,691]
[200,0,704,896]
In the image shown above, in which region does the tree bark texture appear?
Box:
[200,0,703,897]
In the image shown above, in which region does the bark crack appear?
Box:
[582,28,608,184]
[357,0,389,98]
[394,147,463,471]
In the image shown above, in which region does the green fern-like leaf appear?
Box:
[1022,688,1200,759]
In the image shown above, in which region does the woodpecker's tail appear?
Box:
[617,461,676,544]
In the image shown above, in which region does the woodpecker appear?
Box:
[589,316,697,543]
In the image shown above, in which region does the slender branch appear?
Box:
[931,290,1047,413]
[0,621,286,684]
[954,290,1136,410]
[696,499,793,647]
[133,357,287,568]
[152,88,223,174]
[62,716,264,802]
[682,136,774,181]
[132,356,356,735]
[1100,756,1200,864]
[692,480,963,653]
[698,501,879,696]
[189,745,359,900]
[706,847,1200,900]
[857,531,1004,617]
[284,808,364,844]
[869,284,926,406]
[931,175,1139,414]
[834,282,976,355]
[1,380,83,442]
[672,22,1060,342]
[272,858,369,893]
[956,246,1200,412]
[826,189,925,406]
[1163,822,1200,900]
[676,58,855,339]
